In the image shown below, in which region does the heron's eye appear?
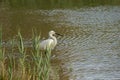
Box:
[53,34,56,36]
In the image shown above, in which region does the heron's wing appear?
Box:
[40,39,54,50]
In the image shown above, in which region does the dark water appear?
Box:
[0,0,120,80]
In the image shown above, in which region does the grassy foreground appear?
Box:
[0,27,51,80]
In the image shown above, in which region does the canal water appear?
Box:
[0,0,120,80]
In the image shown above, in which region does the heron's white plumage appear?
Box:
[40,30,57,50]
[40,39,54,50]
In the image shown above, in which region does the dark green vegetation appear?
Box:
[0,0,120,9]
[0,27,51,80]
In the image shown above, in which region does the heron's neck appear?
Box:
[49,34,57,44]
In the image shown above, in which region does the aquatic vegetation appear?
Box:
[0,27,51,80]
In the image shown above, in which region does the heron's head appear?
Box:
[49,30,63,36]
[49,30,55,36]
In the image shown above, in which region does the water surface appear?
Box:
[0,0,120,80]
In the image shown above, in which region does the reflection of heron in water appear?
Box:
[40,30,62,51]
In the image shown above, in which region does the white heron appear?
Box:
[40,30,62,50]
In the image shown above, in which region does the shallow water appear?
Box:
[0,1,120,80]
[51,6,120,80]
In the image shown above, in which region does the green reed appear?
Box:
[32,31,42,80]
[17,31,26,79]
[0,26,3,61]
[0,28,52,80]
[0,25,5,80]
[32,30,51,80]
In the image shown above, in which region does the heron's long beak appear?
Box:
[56,33,63,36]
